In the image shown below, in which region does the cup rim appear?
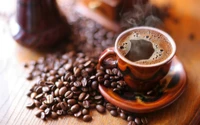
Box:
[115,26,176,68]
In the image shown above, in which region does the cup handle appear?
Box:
[98,47,117,68]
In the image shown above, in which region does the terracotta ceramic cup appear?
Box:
[98,27,176,92]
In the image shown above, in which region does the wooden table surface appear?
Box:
[0,0,200,125]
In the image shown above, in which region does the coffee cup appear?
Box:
[98,26,176,92]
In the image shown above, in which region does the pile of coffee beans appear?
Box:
[25,51,148,124]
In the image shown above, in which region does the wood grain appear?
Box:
[0,0,200,125]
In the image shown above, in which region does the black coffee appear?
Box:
[118,29,173,65]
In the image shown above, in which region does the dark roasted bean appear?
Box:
[71,104,80,113]
[59,86,67,96]
[26,101,35,109]
[74,81,82,87]
[35,110,43,118]
[74,110,82,118]
[83,115,92,122]
[78,92,86,101]
[127,116,134,122]
[51,112,58,119]
[135,117,142,125]
[110,110,118,117]
[91,81,98,89]
[44,108,51,115]
[55,81,63,88]
[65,91,73,99]
[120,112,127,120]
[82,100,90,109]
[96,105,105,113]
[67,99,77,105]
[82,109,89,115]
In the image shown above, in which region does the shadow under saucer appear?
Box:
[99,56,187,113]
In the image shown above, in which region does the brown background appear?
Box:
[0,0,200,124]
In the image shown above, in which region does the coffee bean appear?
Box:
[30,92,37,99]
[74,110,82,118]
[60,102,68,110]
[71,104,80,113]
[59,86,67,96]
[82,100,90,109]
[57,110,63,115]
[51,112,58,119]
[120,112,127,120]
[67,99,77,105]
[73,67,81,77]
[42,86,50,92]
[127,116,134,121]
[94,95,103,100]
[74,81,82,87]
[34,99,41,107]
[26,101,35,109]
[82,109,89,115]
[78,92,86,101]
[81,78,88,87]
[65,91,73,99]
[44,108,51,115]
[141,117,148,124]
[40,104,47,110]
[91,81,98,90]
[96,105,105,113]
[135,117,142,125]
[128,121,136,125]
[55,81,63,88]
[35,110,43,118]
[110,110,118,117]
[44,95,54,104]
[83,115,92,122]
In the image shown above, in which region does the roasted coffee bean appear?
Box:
[120,112,127,120]
[42,86,50,92]
[110,110,118,117]
[55,81,63,88]
[91,81,98,89]
[104,80,110,87]
[35,93,44,99]
[141,117,148,124]
[51,112,58,119]
[127,115,134,121]
[74,110,82,118]
[30,92,37,99]
[73,67,81,77]
[57,110,63,115]
[44,95,54,104]
[34,99,41,107]
[59,86,67,96]
[71,104,80,113]
[81,78,88,87]
[67,99,77,105]
[96,105,105,113]
[82,109,89,115]
[35,110,43,118]
[106,103,116,111]
[74,81,82,87]
[65,91,73,99]
[83,115,92,122]
[94,95,103,100]
[40,104,47,110]
[26,101,35,109]
[82,100,90,109]
[78,92,86,101]
[60,102,68,110]
[44,108,51,115]
[135,117,142,125]
[84,94,90,100]
[128,121,136,125]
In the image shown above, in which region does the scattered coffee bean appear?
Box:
[110,110,118,117]
[135,117,142,125]
[26,101,35,109]
[71,104,80,113]
[83,115,92,122]
[96,105,106,113]
[51,112,58,119]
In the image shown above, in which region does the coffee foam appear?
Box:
[118,29,172,65]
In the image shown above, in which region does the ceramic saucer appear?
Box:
[99,56,187,113]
